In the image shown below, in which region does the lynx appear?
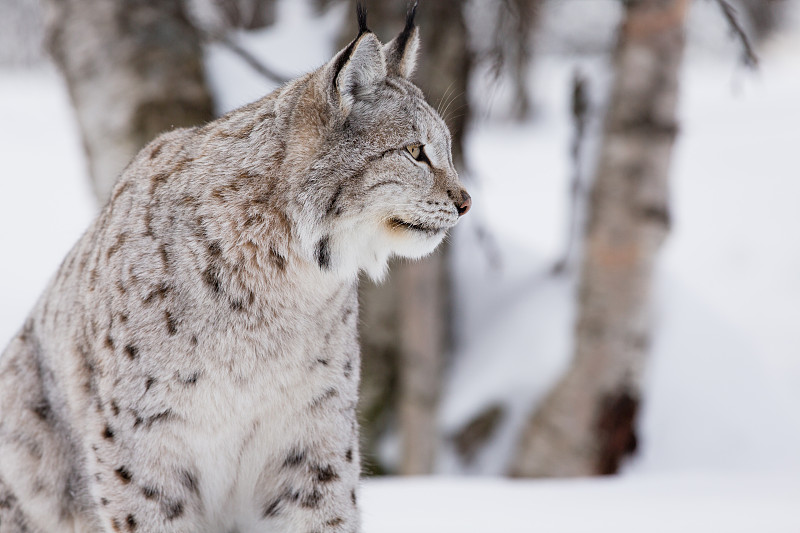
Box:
[0,4,469,533]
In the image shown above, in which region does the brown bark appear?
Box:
[342,1,472,475]
[44,0,214,205]
[511,0,690,478]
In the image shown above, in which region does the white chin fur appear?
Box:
[300,220,447,284]
[359,227,445,282]
[388,228,446,260]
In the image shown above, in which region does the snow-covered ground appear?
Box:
[1,0,799,530]
[361,474,800,533]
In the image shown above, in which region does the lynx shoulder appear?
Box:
[0,6,469,533]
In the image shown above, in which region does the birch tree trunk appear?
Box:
[340,0,471,475]
[511,0,690,478]
[43,0,214,205]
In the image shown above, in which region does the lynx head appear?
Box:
[282,2,470,281]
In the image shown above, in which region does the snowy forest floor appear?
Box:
[1,1,800,531]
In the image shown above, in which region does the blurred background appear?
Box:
[1,0,799,530]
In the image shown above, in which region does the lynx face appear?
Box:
[285,21,470,281]
[327,76,469,278]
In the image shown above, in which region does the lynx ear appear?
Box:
[383,1,419,79]
[330,5,386,113]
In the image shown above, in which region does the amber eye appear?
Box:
[406,144,426,162]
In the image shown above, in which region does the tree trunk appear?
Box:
[511,0,690,478]
[341,0,472,475]
[43,0,214,205]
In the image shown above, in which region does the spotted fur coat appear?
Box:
[0,5,470,532]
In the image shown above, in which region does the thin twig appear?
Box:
[552,69,589,276]
[714,0,759,69]
[213,32,290,85]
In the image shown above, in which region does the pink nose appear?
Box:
[456,190,471,216]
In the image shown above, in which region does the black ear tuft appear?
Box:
[396,1,418,53]
[405,1,419,32]
[357,2,369,36]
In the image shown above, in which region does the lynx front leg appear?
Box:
[88,422,208,532]
[255,456,361,533]
[252,422,362,533]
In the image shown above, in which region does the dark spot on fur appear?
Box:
[145,410,174,427]
[144,377,156,392]
[301,488,322,509]
[165,311,178,335]
[342,307,353,324]
[181,372,200,385]
[326,183,344,216]
[142,486,159,500]
[115,467,132,484]
[344,359,353,378]
[133,416,144,428]
[191,335,198,346]
[326,518,344,527]
[143,284,170,305]
[351,489,357,505]
[31,398,52,422]
[207,241,222,257]
[105,335,115,350]
[126,514,137,530]
[111,518,122,532]
[150,140,165,159]
[103,425,115,440]
[283,449,306,468]
[203,266,222,294]
[269,246,286,272]
[315,236,331,270]
[163,500,184,520]
[252,188,273,206]
[310,388,338,409]
[143,208,154,238]
[316,358,329,366]
[345,448,353,462]
[124,345,138,360]
[312,464,339,483]
[100,497,109,506]
[150,172,169,194]
[110,400,120,416]
[107,232,128,260]
[159,243,170,266]
[179,469,199,495]
[262,497,281,518]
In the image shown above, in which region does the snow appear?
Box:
[440,9,800,479]
[0,66,95,346]
[361,474,800,533]
[1,0,799,530]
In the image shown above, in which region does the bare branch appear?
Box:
[210,31,289,85]
[714,0,759,69]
